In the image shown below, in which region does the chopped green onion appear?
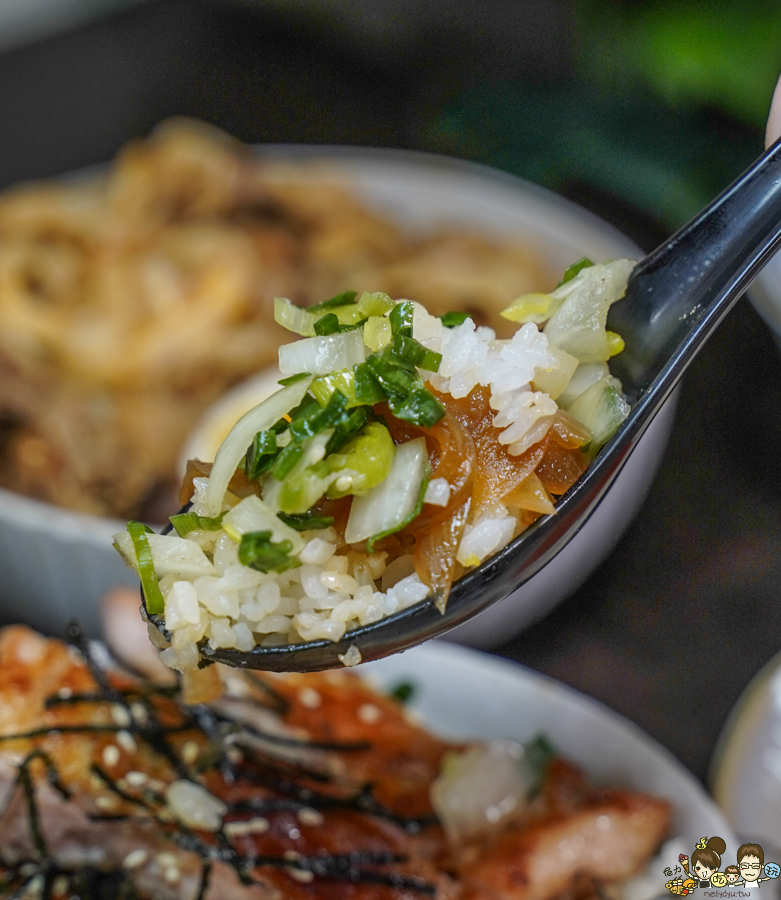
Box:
[277,511,335,531]
[307,290,358,312]
[313,313,369,337]
[366,349,419,397]
[388,389,446,428]
[126,521,164,615]
[245,430,278,480]
[310,370,359,408]
[363,316,393,351]
[389,301,414,337]
[524,734,556,795]
[238,531,300,573]
[313,313,340,336]
[389,681,416,703]
[169,510,226,537]
[325,406,370,455]
[438,311,472,327]
[272,444,305,480]
[277,372,311,386]
[356,290,394,317]
[354,362,388,405]
[289,390,348,443]
[392,333,442,372]
[556,257,594,288]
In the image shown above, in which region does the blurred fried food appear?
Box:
[0,119,552,520]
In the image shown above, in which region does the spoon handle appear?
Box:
[611,135,781,398]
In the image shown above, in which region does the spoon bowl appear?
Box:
[146,138,781,671]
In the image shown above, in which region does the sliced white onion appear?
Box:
[556,361,609,409]
[531,343,578,401]
[113,532,216,579]
[344,438,426,545]
[543,259,634,363]
[424,477,451,507]
[201,376,312,517]
[430,740,536,844]
[274,296,317,336]
[278,330,366,376]
[222,495,304,555]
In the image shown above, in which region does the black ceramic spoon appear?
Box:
[146,137,781,671]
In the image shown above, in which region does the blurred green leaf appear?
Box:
[575,0,781,129]
[429,82,761,229]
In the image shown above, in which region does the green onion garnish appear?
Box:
[389,300,414,337]
[389,681,416,703]
[289,390,349,442]
[556,257,594,288]
[524,734,557,795]
[126,521,164,615]
[388,389,446,428]
[438,311,472,327]
[272,444,305,480]
[392,333,442,372]
[313,313,341,336]
[169,510,226,537]
[238,531,300,573]
[325,406,370,455]
[277,372,311,386]
[354,362,388,405]
[244,430,278,480]
[366,349,419,397]
[307,290,358,312]
[277,511,335,531]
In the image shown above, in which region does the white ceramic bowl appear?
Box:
[363,640,735,898]
[0,147,677,640]
[711,650,781,861]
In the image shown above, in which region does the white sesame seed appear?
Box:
[225,676,250,698]
[156,853,178,868]
[335,475,353,492]
[125,771,148,787]
[111,704,131,727]
[96,796,116,810]
[181,741,200,765]
[297,807,324,826]
[117,730,137,754]
[57,687,73,700]
[247,816,270,833]
[289,869,314,883]
[227,747,244,764]
[130,702,148,723]
[357,703,381,724]
[225,820,251,837]
[288,826,301,840]
[122,849,148,870]
[164,867,181,883]
[102,745,120,767]
[297,687,321,709]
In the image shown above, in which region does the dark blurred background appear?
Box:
[2,0,781,784]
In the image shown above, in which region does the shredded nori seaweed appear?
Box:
[0,623,438,899]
